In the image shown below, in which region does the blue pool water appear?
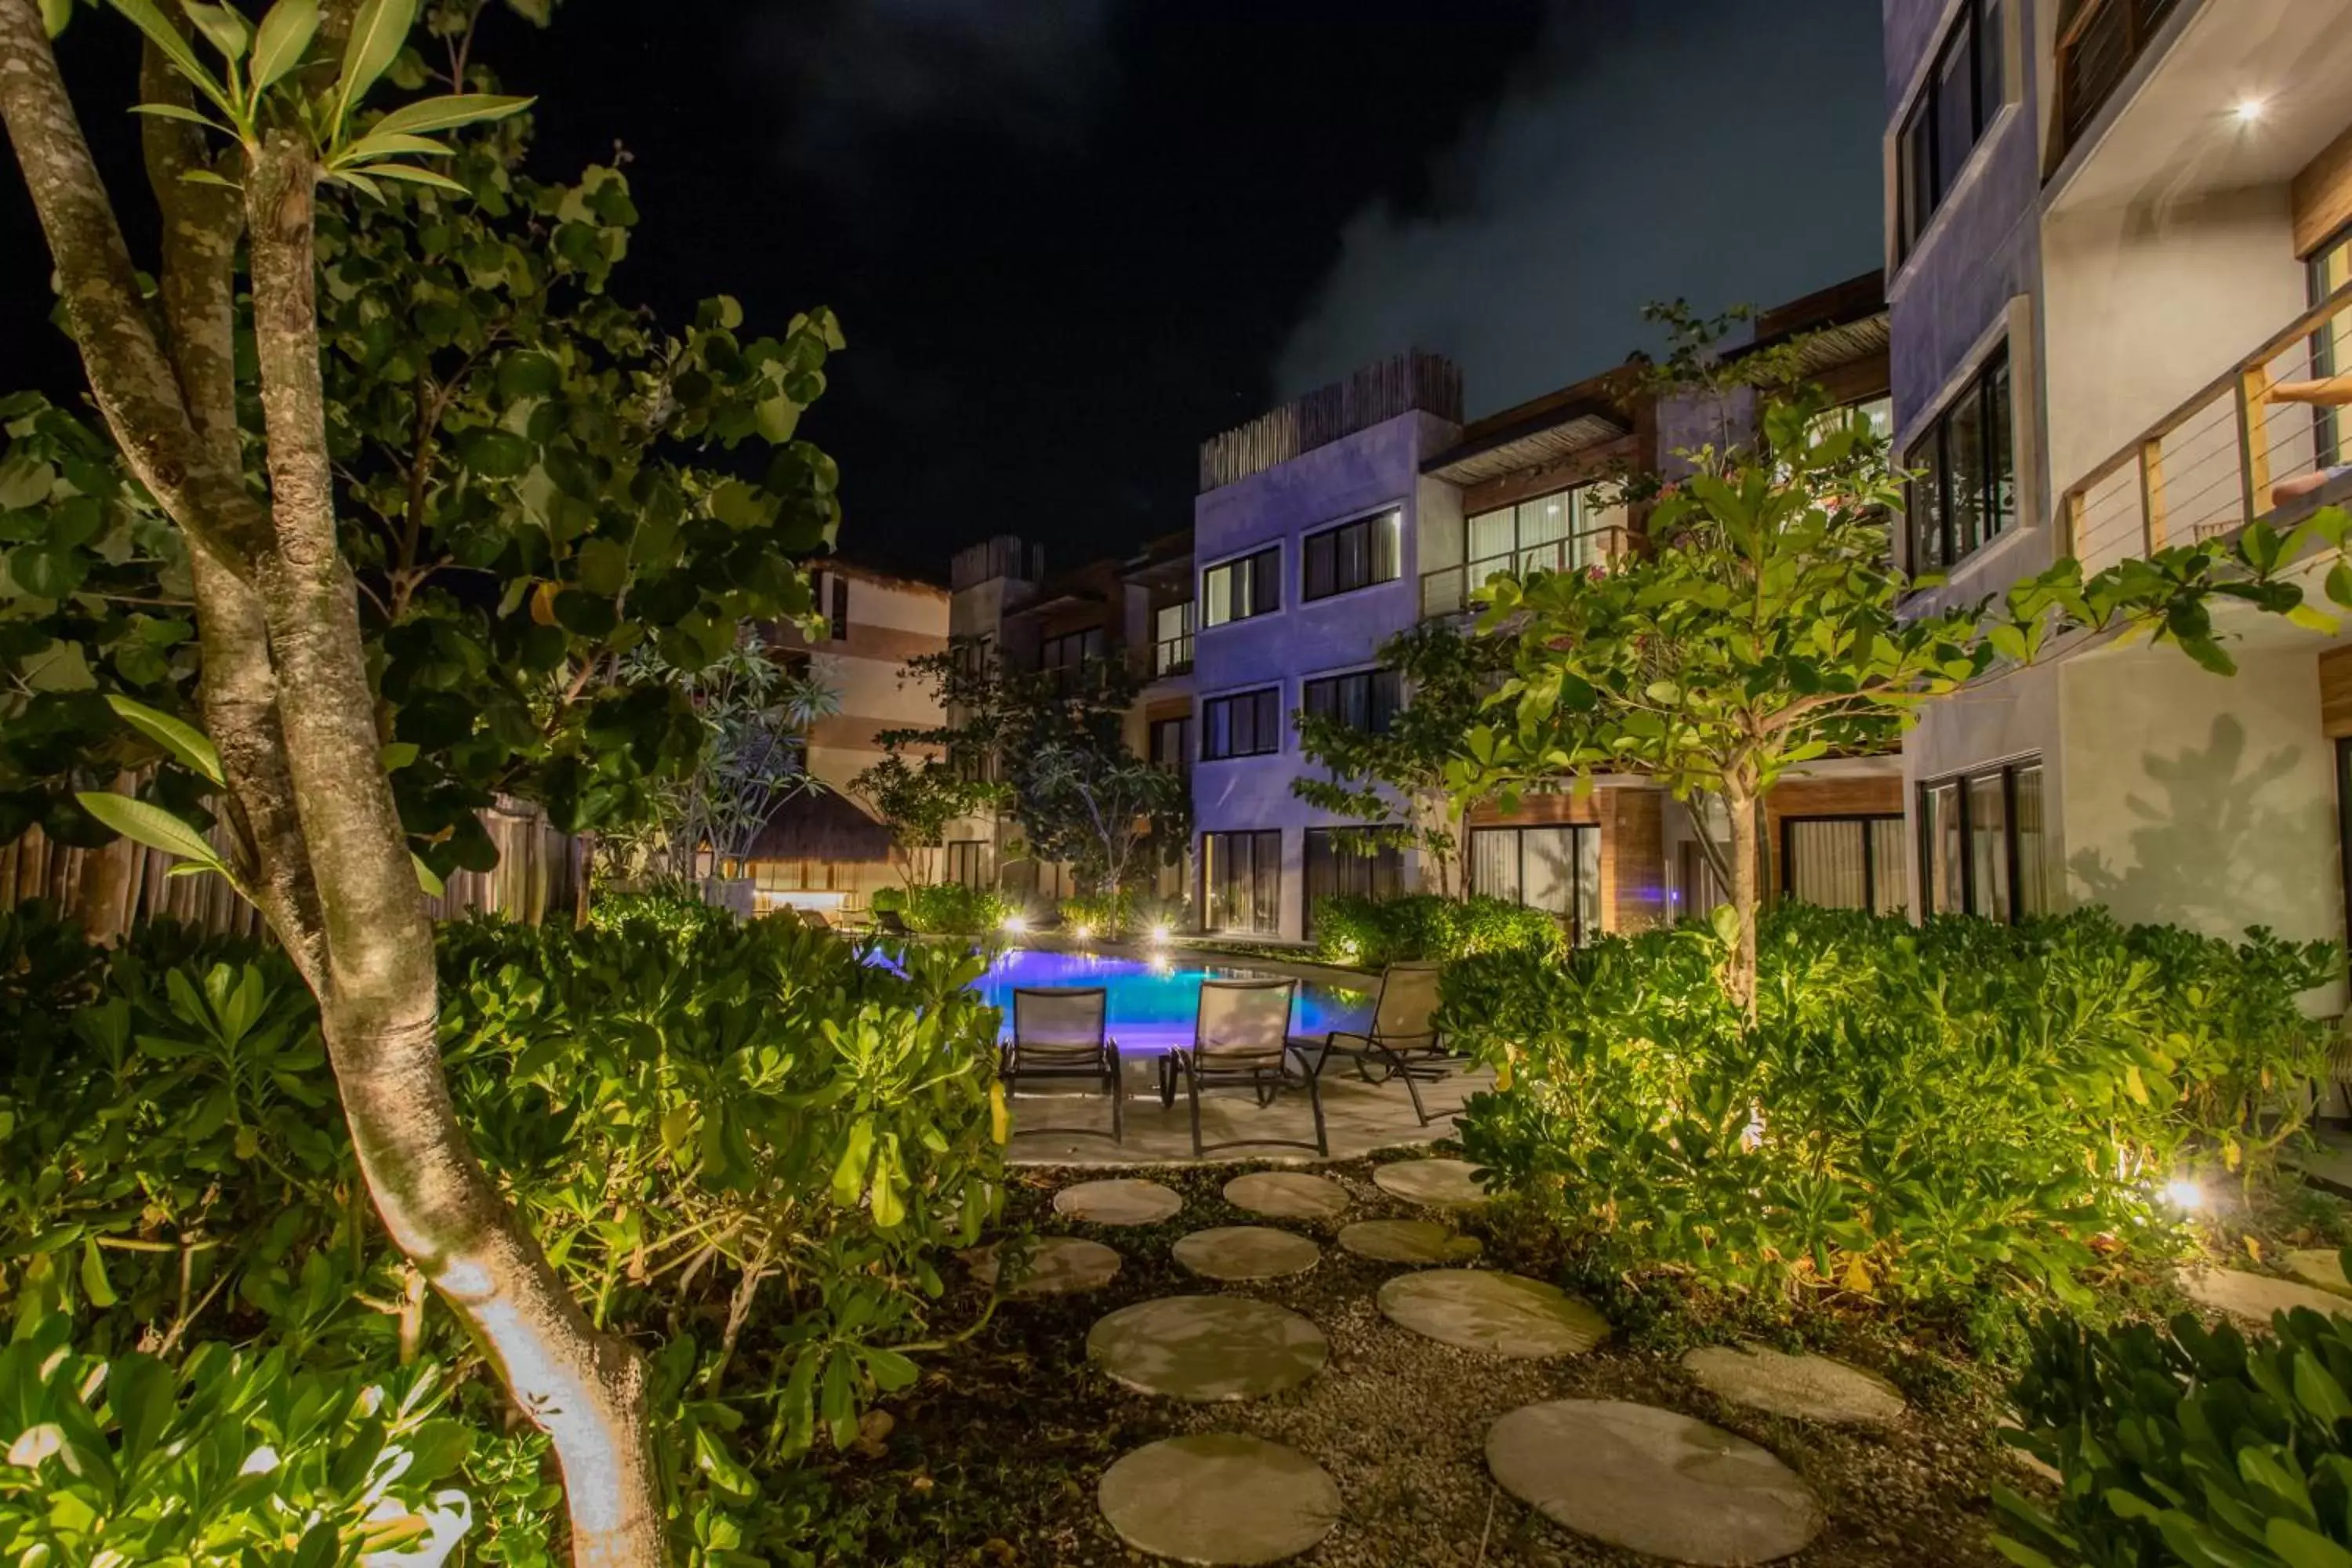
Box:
[968,947,1372,1047]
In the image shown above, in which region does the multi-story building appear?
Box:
[1883,0,2352,963]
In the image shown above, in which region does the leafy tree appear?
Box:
[646,628,838,876]
[0,0,846,1552]
[1291,618,1512,898]
[848,751,993,885]
[1023,740,1188,898]
[1457,390,2352,1016]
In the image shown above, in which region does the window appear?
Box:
[1201,688,1281,760]
[1154,601,1196,676]
[2056,0,2176,157]
[1039,626,1105,682]
[1304,828,1403,935]
[1470,825,1601,943]
[944,839,988,890]
[1149,715,1191,771]
[1203,829,1280,934]
[2308,225,2352,472]
[1919,758,2045,921]
[1907,346,2013,572]
[753,859,842,894]
[1780,815,1909,916]
[1301,668,1400,736]
[1302,509,1402,601]
[1424,482,1626,617]
[1897,0,2005,260]
[1202,547,1280,627]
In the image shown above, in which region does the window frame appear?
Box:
[1468,823,1602,944]
[1301,507,1403,604]
[1200,686,1283,762]
[1149,714,1192,772]
[943,839,988,890]
[1777,812,1907,915]
[1906,343,2015,573]
[1302,826,1404,936]
[1153,600,1196,676]
[1896,0,2006,263]
[1300,666,1401,736]
[1037,626,1105,676]
[1202,829,1282,935]
[1201,546,1282,629]
[1917,756,2045,923]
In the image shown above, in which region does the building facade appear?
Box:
[1884,0,2352,966]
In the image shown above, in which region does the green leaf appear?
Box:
[864,1348,920,1392]
[360,163,470,195]
[107,0,237,118]
[249,0,319,89]
[412,853,445,897]
[75,792,230,877]
[2267,1519,2352,1568]
[181,2,249,60]
[340,130,455,161]
[368,92,533,138]
[106,694,225,784]
[41,0,73,38]
[335,0,416,125]
[79,1236,117,1307]
[128,101,233,134]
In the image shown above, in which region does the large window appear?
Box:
[1920,758,2045,922]
[1471,825,1601,944]
[1907,346,2014,572]
[810,571,852,641]
[1304,828,1403,935]
[1897,0,2005,260]
[2308,226,2352,474]
[1203,829,1281,934]
[1150,715,1192,772]
[1303,509,1402,601]
[1154,601,1195,676]
[1423,483,1626,617]
[1200,688,1281,760]
[1039,626,1105,681]
[1780,815,1910,916]
[1203,547,1280,628]
[944,839,988,890]
[1301,668,1400,735]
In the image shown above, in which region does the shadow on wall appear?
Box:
[2067,714,2331,935]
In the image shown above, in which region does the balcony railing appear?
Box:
[2065,280,2352,573]
[1153,633,1194,677]
[1419,528,1628,618]
[2053,0,2180,167]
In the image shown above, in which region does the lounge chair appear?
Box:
[794,906,833,932]
[1308,961,1450,1127]
[1157,978,1326,1158]
[1000,986,1123,1145]
[875,908,912,937]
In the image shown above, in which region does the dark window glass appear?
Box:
[1897,0,2005,261]
[1302,668,1400,735]
[1900,101,1933,254]
[1203,829,1281,934]
[1923,781,1964,915]
[1304,829,1403,935]
[1149,716,1191,771]
[1780,815,1908,915]
[1203,547,1281,627]
[1907,435,1946,572]
[829,575,850,641]
[1303,510,1401,602]
[1918,758,2044,922]
[1947,376,1987,557]
[1201,688,1280,760]
[1470,826,1601,944]
[1933,16,1975,200]
[944,840,987,889]
[1907,345,2013,572]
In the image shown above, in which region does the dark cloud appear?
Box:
[1275,0,1887,416]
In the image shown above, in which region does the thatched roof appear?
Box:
[745,789,895,864]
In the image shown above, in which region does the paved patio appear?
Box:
[1004,1054,1494,1167]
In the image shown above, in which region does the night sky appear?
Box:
[0,0,1887,580]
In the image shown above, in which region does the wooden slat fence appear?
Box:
[1197,350,1464,493]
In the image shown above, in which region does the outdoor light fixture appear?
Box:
[1073,924,1095,943]
[2162,1177,2206,1211]
[1147,922,1171,945]
[2234,96,2267,124]
[1000,914,1028,935]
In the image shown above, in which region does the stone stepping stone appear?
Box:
[1224,1171,1349,1221]
[1087,1295,1327,1402]
[965,1236,1122,1298]
[1377,1269,1607,1358]
[2180,1265,2352,1322]
[1487,1399,1824,1566]
[1681,1345,1907,1426]
[1098,1433,1341,1565]
[1054,1178,1181,1227]
[1372,1157,1490,1208]
[1174,1226,1321,1282]
[1338,1218,1483,1265]
[2287,1249,2352,1297]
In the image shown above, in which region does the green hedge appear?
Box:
[1311,893,1566,967]
[2000,1294,2352,1566]
[902,881,1012,935]
[1443,904,2338,1323]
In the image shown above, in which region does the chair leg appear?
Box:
[1305,1069,1327,1158]
[1158,1053,1176,1109]
[1187,1062,1204,1160]
[1399,1052,1430,1127]
[1108,1047,1124,1145]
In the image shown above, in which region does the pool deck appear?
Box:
[1004,1052,1494,1167]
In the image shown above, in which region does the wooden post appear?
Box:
[2238,365,2275,526]
[2064,488,2086,560]
[2139,437,2169,551]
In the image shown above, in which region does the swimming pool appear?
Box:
[968,947,1372,1048]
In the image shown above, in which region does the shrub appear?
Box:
[902,881,1012,935]
[1057,891,1180,938]
[869,885,907,915]
[1998,1294,2352,1567]
[588,876,729,936]
[1444,905,2339,1320]
[1311,893,1566,967]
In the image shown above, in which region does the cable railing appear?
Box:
[1419,527,1629,619]
[2065,280,2352,574]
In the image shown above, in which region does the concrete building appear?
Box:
[1883,0,2352,961]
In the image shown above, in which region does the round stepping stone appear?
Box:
[1372,1157,1490,1207]
[1087,1295,1327,1402]
[2287,1249,2352,1297]
[1378,1269,1607,1358]
[1338,1218,1483,1265]
[1053,1178,1181,1227]
[966,1236,1122,1298]
[1174,1225,1321,1282]
[1681,1345,1907,1425]
[2180,1265,2352,1322]
[1487,1399,1824,1566]
[1098,1433,1340,1565]
[1224,1171,1349,1221]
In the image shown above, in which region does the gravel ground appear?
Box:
[818,1153,2033,1567]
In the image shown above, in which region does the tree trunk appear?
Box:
[1723,784,1760,1022]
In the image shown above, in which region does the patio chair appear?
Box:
[1000,986,1123,1145]
[1308,962,1450,1127]
[875,908,912,937]
[1157,978,1325,1159]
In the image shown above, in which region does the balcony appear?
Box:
[2065,281,2352,572]
[2053,0,2182,167]
[1419,528,1628,619]
[1153,632,1194,678]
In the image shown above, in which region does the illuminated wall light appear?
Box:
[2234,96,2267,124]
[1147,922,1171,945]
[1072,924,1095,943]
[1000,914,1028,935]
[2162,1177,2205,1211]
